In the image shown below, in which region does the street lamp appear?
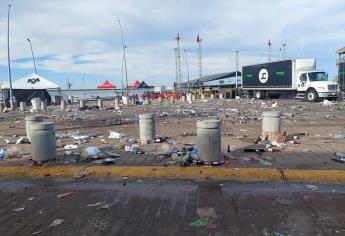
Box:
[27,38,37,74]
[7,4,14,110]
[118,20,128,96]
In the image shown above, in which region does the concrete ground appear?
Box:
[0,177,345,236]
[1,98,345,171]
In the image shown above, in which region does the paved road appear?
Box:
[0,178,345,236]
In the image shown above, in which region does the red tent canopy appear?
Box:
[97,80,116,89]
[132,80,141,87]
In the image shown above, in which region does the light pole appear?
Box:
[183,50,190,92]
[27,38,37,74]
[7,4,14,110]
[118,20,128,96]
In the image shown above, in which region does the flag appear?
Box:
[197,34,201,43]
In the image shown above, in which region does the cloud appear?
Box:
[0,0,344,87]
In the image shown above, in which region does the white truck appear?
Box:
[241,59,339,101]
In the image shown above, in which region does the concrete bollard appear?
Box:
[0,102,4,112]
[139,113,155,144]
[40,101,47,110]
[192,94,196,102]
[170,97,174,103]
[201,94,206,100]
[20,102,26,111]
[31,98,41,111]
[210,94,215,100]
[158,97,163,104]
[79,99,85,108]
[97,99,103,108]
[122,96,129,105]
[25,115,43,142]
[219,93,224,99]
[61,100,66,112]
[143,97,149,105]
[131,97,136,105]
[30,122,56,161]
[262,111,281,135]
[186,93,192,103]
[197,120,221,162]
[181,95,186,103]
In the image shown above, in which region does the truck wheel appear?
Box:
[306,89,318,102]
[254,90,264,99]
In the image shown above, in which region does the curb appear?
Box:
[0,166,345,183]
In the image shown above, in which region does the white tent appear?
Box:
[2,73,60,90]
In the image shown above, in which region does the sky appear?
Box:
[0,0,344,90]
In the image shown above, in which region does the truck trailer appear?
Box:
[241,59,339,101]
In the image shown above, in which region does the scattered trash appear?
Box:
[64,144,78,150]
[57,192,77,198]
[88,217,111,230]
[31,231,42,235]
[108,131,126,139]
[13,207,25,212]
[16,137,29,144]
[0,149,6,160]
[27,197,35,201]
[81,147,101,159]
[190,219,209,227]
[334,133,345,139]
[306,184,319,191]
[73,171,89,179]
[49,219,64,227]
[87,202,102,207]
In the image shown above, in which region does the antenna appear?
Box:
[174,48,178,86]
[282,41,287,60]
[197,34,202,78]
[176,33,182,88]
[268,39,272,62]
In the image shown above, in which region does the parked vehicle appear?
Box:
[242,59,339,101]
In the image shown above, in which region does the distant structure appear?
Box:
[174,48,178,85]
[336,46,345,90]
[268,39,272,62]
[175,33,182,86]
[282,41,287,60]
[197,34,202,78]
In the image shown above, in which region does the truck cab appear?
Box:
[297,71,339,101]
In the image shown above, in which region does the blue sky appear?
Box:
[0,0,344,89]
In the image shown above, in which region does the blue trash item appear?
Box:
[131,148,138,155]
[0,149,6,160]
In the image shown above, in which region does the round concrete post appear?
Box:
[61,100,66,112]
[210,94,215,100]
[143,97,149,105]
[40,101,47,110]
[219,93,224,99]
[262,111,281,134]
[139,113,155,144]
[201,94,206,100]
[186,93,192,103]
[79,99,85,108]
[197,120,221,162]
[158,97,162,104]
[181,95,186,103]
[122,96,129,105]
[20,102,26,111]
[0,102,4,112]
[30,122,56,161]
[97,99,103,108]
[131,97,136,105]
[25,115,43,142]
[192,94,196,102]
[31,98,41,110]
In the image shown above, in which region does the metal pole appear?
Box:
[184,50,190,92]
[27,38,37,74]
[83,73,85,99]
[235,50,239,89]
[118,20,128,96]
[7,5,14,110]
[121,54,124,96]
